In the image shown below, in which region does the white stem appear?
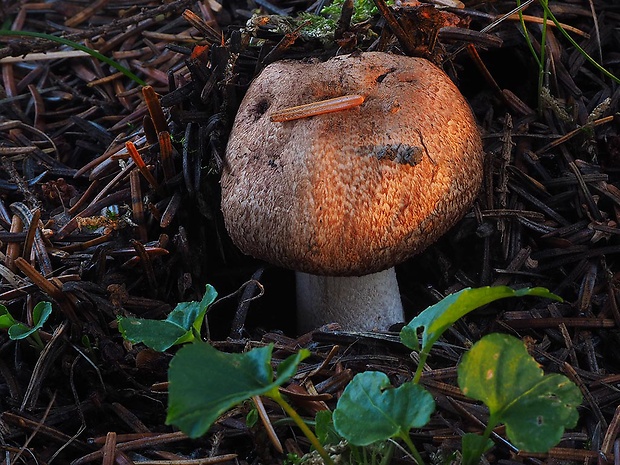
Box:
[295,267,404,333]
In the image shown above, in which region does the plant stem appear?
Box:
[271,390,336,465]
[398,431,425,465]
[379,441,395,465]
[29,331,45,350]
[481,418,497,443]
[413,351,429,384]
[350,444,363,464]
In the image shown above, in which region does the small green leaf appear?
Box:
[117,318,188,351]
[118,285,217,351]
[458,333,582,453]
[0,305,17,330]
[246,405,259,428]
[315,410,341,446]
[32,301,53,327]
[166,342,310,438]
[333,372,435,446]
[400,286,562,352]
[166,301,202,331]
[7,301,52,340]
[275,347,309,385]
[196,284,218,331]
[8,322,33,340]
[461,433,494,465]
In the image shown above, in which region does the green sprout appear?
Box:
[0,301,53,350]
[118,284,217,352]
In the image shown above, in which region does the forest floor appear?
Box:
[0,0,619,464]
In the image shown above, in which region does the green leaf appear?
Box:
[458,333,582,453]
[315,410,341,446]
[118,285,217,351]
[32,301,53,327]
[8,323,33,340]
[246,405,259,428]
[333,372,435,446]
[461,433,494,465]
[275,348,308,385]
[166,342,310,438]
[197,285,218,329]
[400,286,562,352]
[0,305,17,330]
[7,301,52,340]
[117,318,188,351]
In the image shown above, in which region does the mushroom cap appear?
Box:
[221,52,484,276]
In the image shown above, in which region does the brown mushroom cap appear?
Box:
[221,52,484,276]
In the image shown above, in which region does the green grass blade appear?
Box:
[0,29,147,86]
[537,2,548,112]
[516,0,542,69]
[537,0,620,84]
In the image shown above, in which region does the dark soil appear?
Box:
[0,0,619,464]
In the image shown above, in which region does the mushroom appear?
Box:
[221,52,484,332]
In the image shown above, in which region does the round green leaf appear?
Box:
[166,342,309,438]
[333,372,435,446]
[458,333,582,452]
[501,374,583,451]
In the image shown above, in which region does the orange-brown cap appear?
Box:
[221,52,484,276]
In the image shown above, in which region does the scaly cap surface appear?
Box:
[221,52,484,276]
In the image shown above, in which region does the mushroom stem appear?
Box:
[295,268,405,333]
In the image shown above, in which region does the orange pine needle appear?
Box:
[158,130,175,181]
[142,85,168,135]
[126,141,159,190]
[270,94,365,122]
